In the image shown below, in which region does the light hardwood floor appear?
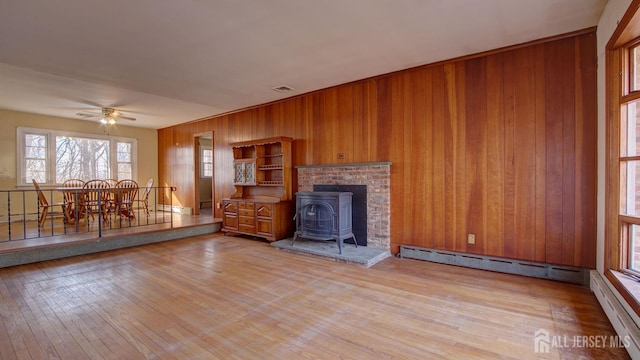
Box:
[0,233,629,359]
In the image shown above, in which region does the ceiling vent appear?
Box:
[272,85,295,93]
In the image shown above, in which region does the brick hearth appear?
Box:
[296,162,391,250]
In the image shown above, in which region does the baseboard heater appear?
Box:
[399,245,588,285]
[591,271,640,358]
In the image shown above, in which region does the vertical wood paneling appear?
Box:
[454,62,468,253]
[338,86,354,164]
[534,44,547,263]
[351,84,366,164]
[503,51,516,260]
[577,34,597,268]
[544,39,566,266]
[443,63,456,251]
[431,65,447,250]
[464,58,487,254]
[513,47,537,261]
[411,68,429,248]
[485,53,505,257]
[561,37,577,266]
[157,32,597,268]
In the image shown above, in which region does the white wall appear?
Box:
[597,0,633,274]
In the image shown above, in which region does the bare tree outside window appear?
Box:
[56,136,110,182]
[25,134,46,183]
[117,142,132,179]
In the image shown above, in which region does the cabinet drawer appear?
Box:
[238,216,255,225]
[223,201,237,213]
[238,209,255,217]
[239,202,255,210]
[256,203,273,218]
[239,224,256,234]
[257,218,272,235]
[224,214,238,230]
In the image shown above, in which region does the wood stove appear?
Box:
[292,191,357,254]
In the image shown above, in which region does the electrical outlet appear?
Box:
[468,233,476,244]
[337,152,345,160]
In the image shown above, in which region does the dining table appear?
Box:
[56,187,85,225]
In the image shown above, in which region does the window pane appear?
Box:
[622,100,640,157]
[203,164,213,177]
[203,149,212,162]
[25,134,46,159]
[55,136,110,182]
[633,45,640,92]
[117,142,131,162]
[621,160,640,216]
[630,224,640,272]
[26,159,46,183]
[118,163,132,180]
[202,148,213,177]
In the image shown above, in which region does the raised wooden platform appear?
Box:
[0,214,222,268]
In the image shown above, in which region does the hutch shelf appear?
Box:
[222,136,294,241]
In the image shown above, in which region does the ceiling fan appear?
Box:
[76,107,136,125]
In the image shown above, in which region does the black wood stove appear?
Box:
[292,191,357,254]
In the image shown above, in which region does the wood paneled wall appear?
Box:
[158,31,597,267]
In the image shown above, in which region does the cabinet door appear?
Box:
[223,200,238,230]
[233,161,256,185]
[233,162,245,184]
[223,200,237,213]
[256,203,273,218]
[244,162,256,184]
[224,214,238,230]
[257,218,273,235]
[256,203,274,236]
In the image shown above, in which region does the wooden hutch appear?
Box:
[222,136,294,241]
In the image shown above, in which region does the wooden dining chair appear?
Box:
[105,178,119,188]
[62,179,85,188]
[32,179,66,227]
[134,178,154,217]
[61,179,85,222]
[114,179,138,219]
[80,180,111,223]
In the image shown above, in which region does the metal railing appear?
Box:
[0,186,176,242]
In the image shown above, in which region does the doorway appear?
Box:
[194,132,214,216]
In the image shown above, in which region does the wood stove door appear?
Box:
[300,201,335,240]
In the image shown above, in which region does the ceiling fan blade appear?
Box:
[76,112,101,118]
[116,115,136,121]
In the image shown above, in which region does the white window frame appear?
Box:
[17,127,138,187]
[200,145,213,179]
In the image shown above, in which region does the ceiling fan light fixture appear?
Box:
[100,116,117,125]
[77,107,135,124]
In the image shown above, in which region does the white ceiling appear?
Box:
[0,0,607,129]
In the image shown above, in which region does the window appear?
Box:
[631,43,640,92]
[24,133,47,183]
[620,98,640,273]
[201,147,213,178]
[17,127,137,186]
[614,38,640,277]
[604,2,640,318]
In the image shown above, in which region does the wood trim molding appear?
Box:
[608,0,640,49]
[606,270,640,316]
